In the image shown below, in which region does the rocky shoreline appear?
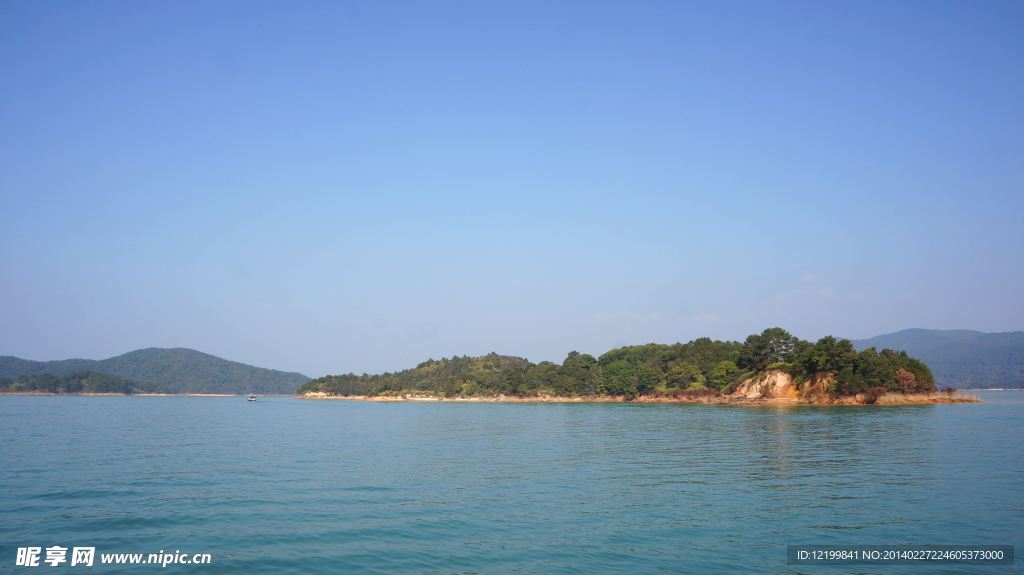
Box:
[296,368,981,405]
[295,390,980,405]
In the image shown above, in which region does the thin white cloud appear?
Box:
[691,314,722,322]
[776,287,836,299]
[591,312,664,323]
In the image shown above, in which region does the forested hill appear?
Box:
[0,348,310,395]
[299,329,936,399]
[0,371,163,395]
[852,329,1024,388]
[850,329,987,357]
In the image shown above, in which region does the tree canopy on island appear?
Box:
[298,328,936,398]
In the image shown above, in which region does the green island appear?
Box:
[297,328,979,405]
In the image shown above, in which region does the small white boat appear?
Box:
[246,394,257,401]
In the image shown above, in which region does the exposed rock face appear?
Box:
[729,369,834,400]
[726,369,979,404]
[730,370,798,399]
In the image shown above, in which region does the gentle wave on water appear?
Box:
[1,392,1022,574]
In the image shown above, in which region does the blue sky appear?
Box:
[2,1,1022,377]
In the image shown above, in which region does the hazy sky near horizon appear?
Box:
[2,1,1022,377]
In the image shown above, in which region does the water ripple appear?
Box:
[0,394,1021,574]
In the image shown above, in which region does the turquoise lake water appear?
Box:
[1,392,1022,574]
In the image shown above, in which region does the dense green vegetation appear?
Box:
[786,337,935,395]
[0,348,311,395]
[852,329,1024,389]
[0,371,164,394]
[298,328,936,398]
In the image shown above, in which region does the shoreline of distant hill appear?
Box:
[0,388,292,392]
[0,349,310,395]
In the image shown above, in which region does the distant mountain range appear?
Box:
[851,329,1024,389]
[0,348,310,395]
[2,329,1020,394]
